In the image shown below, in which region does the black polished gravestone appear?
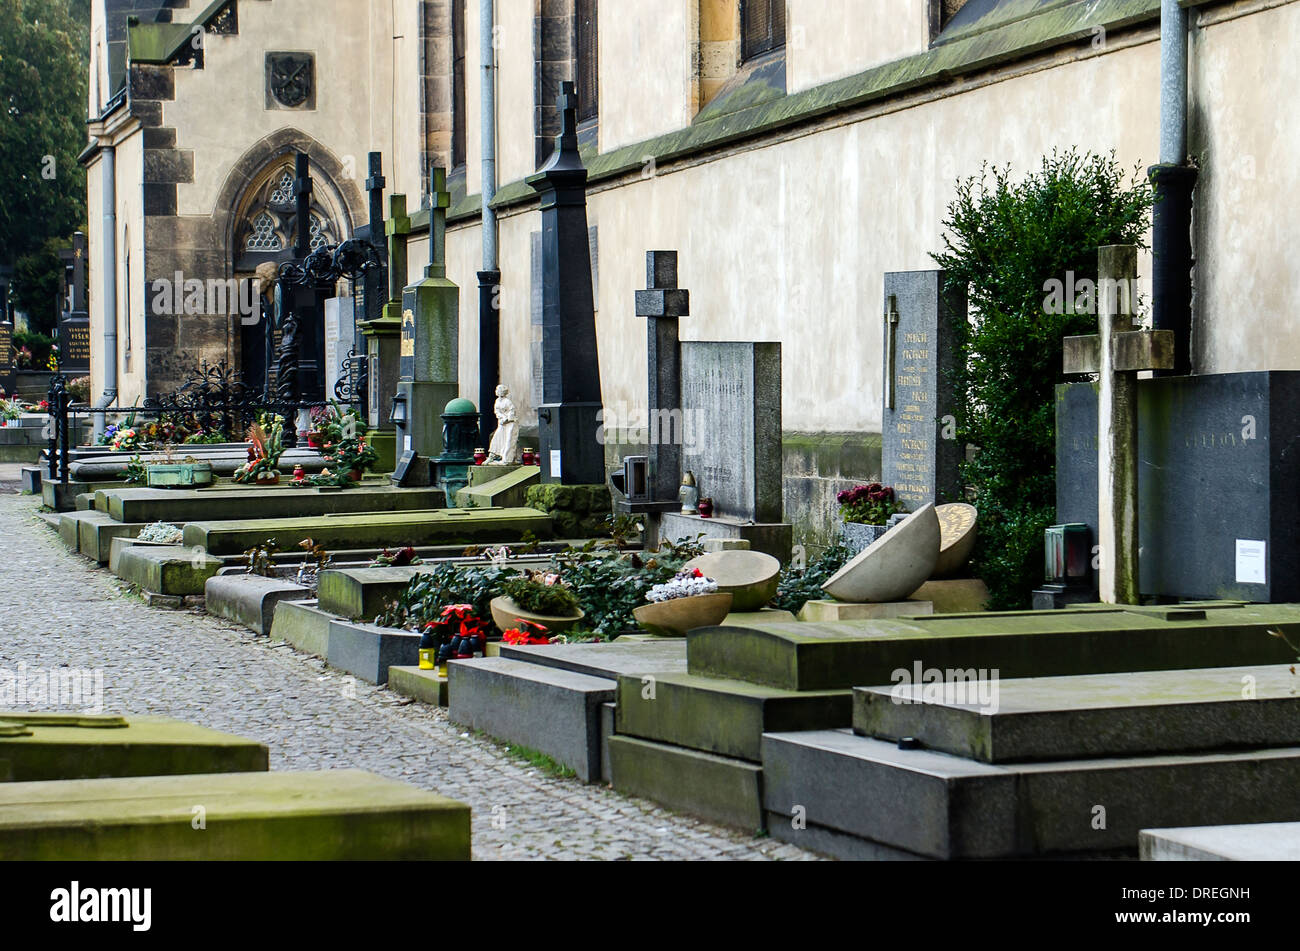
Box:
[1057,372,1300,602]
[57,232,90,375]
[526,81,604,485]
[880,270,964,511]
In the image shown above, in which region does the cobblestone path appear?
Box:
[0,489,817,861]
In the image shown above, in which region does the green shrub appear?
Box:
[772,541,854,614]
[930,149,1153,609]
[499,575,582,616]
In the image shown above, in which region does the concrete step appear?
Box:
[761,728,1300,860]
[1141,822,1300,861]
[455,465,540,509]
[114,544,222,596]
[615,672,849,763]
[690,603,1300,691]
[183,506,554,556]
[75,511,145,564]
[448,657,615,783]
[269,599,332,658]
[855,664,1300,763]
[498,640,687,679]
[607,734,763,831]
[327,618,419,685]
[100,484,447,522]
[317,565,432,620]
[0,769,470,860]
[388,666,449,707]
[205,573,311,636]
[0,713,268,783]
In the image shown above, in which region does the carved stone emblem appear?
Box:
[267,53,314,109]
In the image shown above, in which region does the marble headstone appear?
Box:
[324,296,356,400]
[680,341,782,524]
[881,270,964,512]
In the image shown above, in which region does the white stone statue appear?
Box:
[486,384,519,464]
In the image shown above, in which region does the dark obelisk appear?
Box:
[526,81,604,485]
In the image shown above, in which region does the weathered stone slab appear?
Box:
[317,566,430,621]
[1140,822,1300,861]
[448,657,614,782]
[658,512,793,563]
[798,599,933,622]
[497,640,688,679]
[103,485,447,523]
[268,599,332,658]
[388,666,449,707]
[456,465,541,509]
[326,619,420,685]
[856,664,1300,763]
[19,466,41,494]
[679,341,783,524]
[109,536,181,575]
[608,734,763,831]
[688,603,1300,692]
[183,507,553,556]
[114,544,221,596]
[911,578,990,613]
[762,728,1300,859]
[881,270,964,511]
[78,512,145,564]
[0,768,471,860]
[615,672,850,762]
[0,713,267,783]
[205,574,312,636]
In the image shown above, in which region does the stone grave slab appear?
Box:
[0,713,268,782]
[855,664,1300,763]
[761,729,1300,860]
[448,657,615,783]
[0,768,470,860]
[614,672,850,763]
[77,512,145,564]
[608,734,764,831]
[182,507,553,556]
[115,545,222,596]
[326,619,420,685]
[687,603,1300,691]
[657,513,793,563]
[881,270,964,511]
[798,599,934,622]
[455,465,541,509]
[205,574,312,636]
[497,640,688,679]
[1140,822,1300,861]
[388,666,449,707]
[317,566,431,621]
[269,599,332,658]
[103,485,448,523]
[679,341,783,524]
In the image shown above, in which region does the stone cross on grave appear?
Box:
[362,152,389,323]
[426,166,450,280]
[634,251,691,505]
[1063,245,1175,604]
[385,193,412,318]
[293,152,313,259]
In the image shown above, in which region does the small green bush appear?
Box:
[499,576,582,616]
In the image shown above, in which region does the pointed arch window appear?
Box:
[233,159,341,269]
[246,212,285,252]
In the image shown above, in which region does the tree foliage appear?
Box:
[0,0,90,328]
[930,149,1153,609]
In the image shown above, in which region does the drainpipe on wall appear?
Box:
[477,0,501,443]
[1150,0,1198,376]
[93,144,119,439]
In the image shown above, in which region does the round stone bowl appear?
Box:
[821,502,941,603]
[934,503,979,577]
[489,595,585,634]
[682,551,781,611]
[633,592,734,637]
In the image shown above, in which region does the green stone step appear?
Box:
[607,734,764,832]
[0,713,267,782]
[455,465,541,509]
[388,666,449,707]
[269,599,332,658]
[0,769,470,860]
[615,672,849,762]
[856,664,1300,763]
[318,566,432,620]
[101,485,448,522]
[688,603,1300,691]
[182,506,554,556]
[114,544,223,596]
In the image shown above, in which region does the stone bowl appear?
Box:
[682,550,781,611]
[934,503,979,578]
[821,502,941,603]
[489,595,585,634]
[633,592,734,637]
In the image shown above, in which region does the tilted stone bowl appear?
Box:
[633,592,734,637]
[489,595,585,634]
[682,551,781,611]
[821,502,941,603]
[933,503,979,578]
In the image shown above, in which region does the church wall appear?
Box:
[786,0,932,94]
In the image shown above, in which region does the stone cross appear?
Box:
[426,166,450,281]
[635,251,691,502]
[1063,245,1175,603]
[385,193,411,313]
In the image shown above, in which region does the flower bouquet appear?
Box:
[233,413,285,484]
[633,567,733,637]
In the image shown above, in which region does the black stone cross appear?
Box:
[293,152,313,259]
[635,251,690,503]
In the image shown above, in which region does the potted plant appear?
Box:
[490,571,585,633]
[307,404,379,486]
[0,400,21,428]
[421,604,491,672]
[632,567,733,636]
[146,452,214,488]
[837,483,903,552]
[233,413,285,485]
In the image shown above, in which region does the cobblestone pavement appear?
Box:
[0,489,819,861]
